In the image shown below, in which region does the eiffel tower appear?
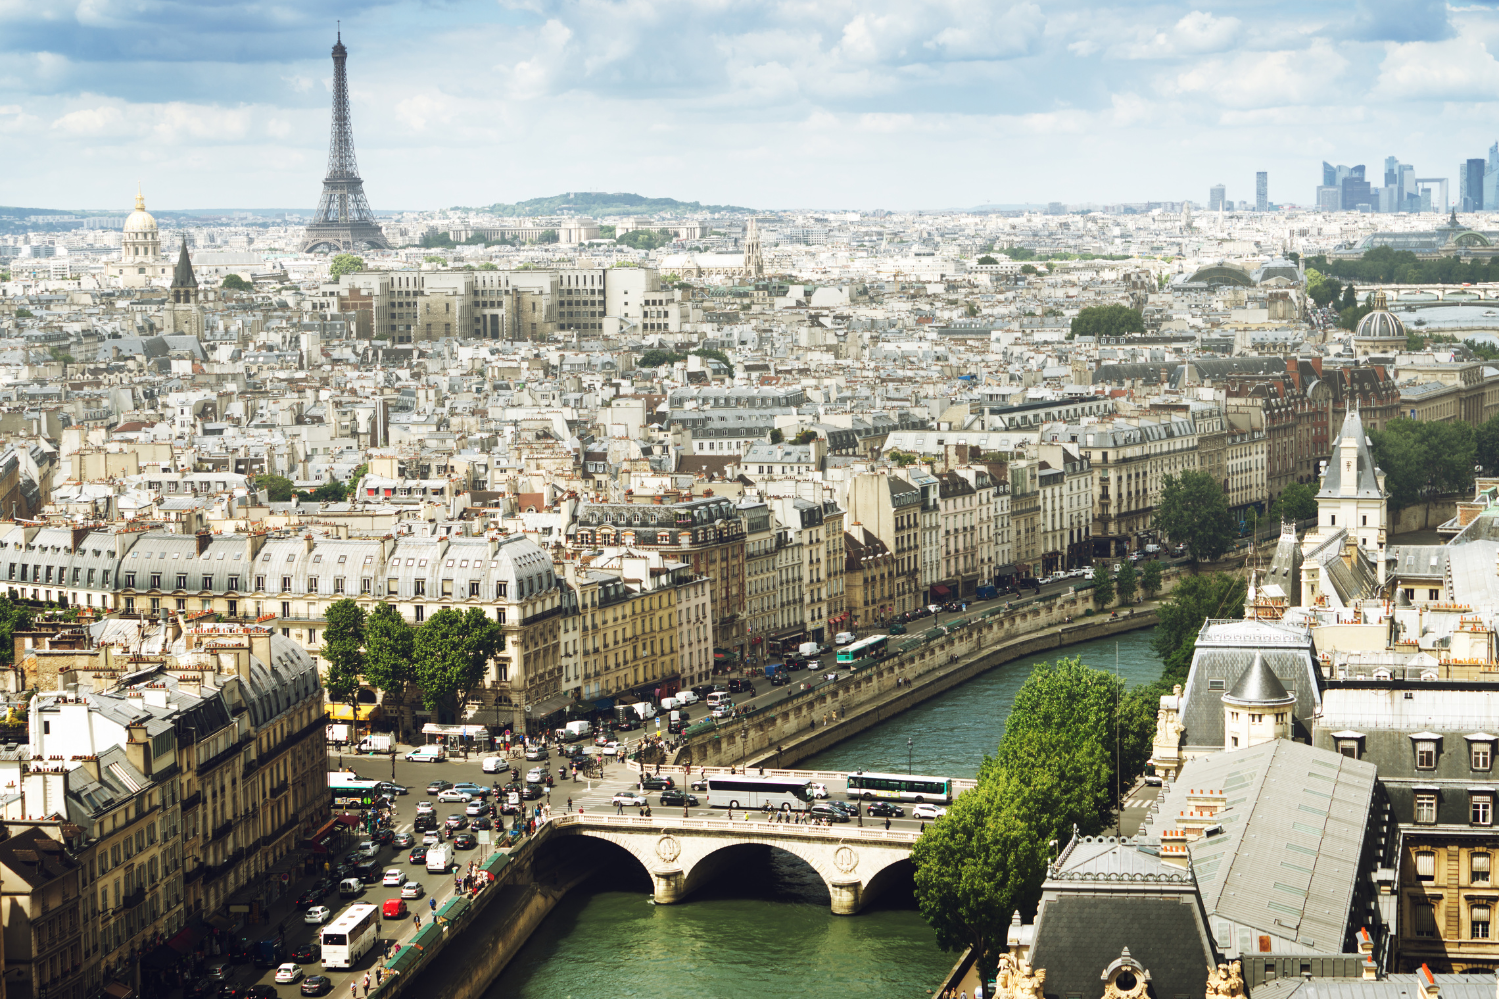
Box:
[300,30,390,253]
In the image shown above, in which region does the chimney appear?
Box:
[249,630,272,675]
[196,530,213,556]
[1160,828,1190,868]
[1418,964,1439,999]
[71,755,100,783]
[124,721,151,777]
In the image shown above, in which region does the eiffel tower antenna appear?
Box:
[300,28,390,253]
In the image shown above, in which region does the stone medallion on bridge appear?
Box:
[656,835,682,864]
[834,846,858,874]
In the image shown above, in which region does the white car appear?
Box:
[525,767,546,783]
[594,741,622,756]
[675,690,699,705]
[304,905,331,925]
[809,783,830,799]
[465,799,486,816]
[436,789,471,803]
[912,803,947,821]
[400,881,425,899]
[274,963,303,984]
[927,604,943,614]
[612,790,648,806]
[415,801,435,815]
[482,756,510,774]
[382,869,404,886]
[421,830,439,847]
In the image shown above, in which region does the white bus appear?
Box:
[845,771,955,804]
[321,903,380,970]
[703,775,815,812]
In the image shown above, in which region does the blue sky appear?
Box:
[5,0,1499,211]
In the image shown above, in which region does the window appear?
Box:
[469,580,481,597]
[1475,794,1493,826]
[334,577,344,594]
[255,575,265,591]
[1475,904,1491,939]
[1417,794,1438,824]
[1429,589,1441,600]
[281,576,291,591]
[1414,903,1439,938]
[1416,741,1438,769]
[149,573,161,589]
[361,577,371,594]
[1337,740,1360,759]
[1208,678,1225,690]
[307,577,318,593]
[1416,850,1437,880]
[1475,743,1492,771]
[413,580,425,596]
[1474,852,1491,884]
[414,605,424,622]
[176,574,187,589]
[387,578,398,595]
[226,576,239,592]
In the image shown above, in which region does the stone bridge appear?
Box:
[540,813,918,914]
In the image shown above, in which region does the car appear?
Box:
[810,803,850,822]
[303,905,331,925]
[414,800,436,815]
[301,975,334,996]
[482,756,510,774]
[865,801,904,818]
[659,789,699,807]
[392,832,414,849]
[452,782,489,798]
[189,981,221,999]
[594,741,622,756]
[888,622,907,635]
[412,815,436,833]
[912,803,947,820]
[295,888,324,907]
[382,782,409,795]
[350,839,378,858]
[401,880,425,899]
[727,679,755,694]
[370,827,393,845]
[525,767,546,783]
[1143,775,1164,787]
[464,799,486,816]
[274,963,304,984]
[769,671,789,686]
[808,782,829,799]
[290,943,321,964]
[640,775,675,791]
[382,868,404,886]
[245,988,279,999]
[524,745,548,761]
[927,603,943,614]
[559,744,585,760]
[408,846,428,864]
[421,829,440,846]
[454,832,478,849]
[425,780,454,795]
[826,800,857,816]
[217,987,243,999]
[612,790,647,806]
[614,715,639,731]
[445,814,468,830]
[472,815,493,830]
[436,789,471,803]
[521,784,544,800]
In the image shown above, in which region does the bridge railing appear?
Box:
[622,758,979,795]
[545,810,921,844]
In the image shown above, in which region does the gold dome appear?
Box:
[123,184,157,234]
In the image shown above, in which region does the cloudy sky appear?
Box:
[4,0,1499,212]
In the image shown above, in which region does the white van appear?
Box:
[404,745,445,763]
[564,720,593,741]
[834,631,855,646]
[705,691,732,709]
[425,844,449,874]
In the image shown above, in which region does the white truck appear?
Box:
[357,734,393,754]
[631,701,657,721]
[563,720,592,741]
[425,844,449,874]
[326,723,351,745]
[798,641,820,658]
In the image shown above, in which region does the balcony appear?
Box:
[210,821,234,843]
[181,791,202,812]
[269,780,289,798]
[121,888,146,910]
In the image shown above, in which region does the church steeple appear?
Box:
[170,242,198,305]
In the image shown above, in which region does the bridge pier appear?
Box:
[651,868,685,905]
[829,879,863,916]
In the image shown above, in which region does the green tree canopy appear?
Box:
[537,229,559,244]
[977,255,998,265]
[691,347,731,366]
[254,474,294,503]
[363,603,416,698]
[221,273,251,291]
[1091,565,1114,608]
[0,595,33,666]
[1115,558,1137,605]
[768,428,784,445]
[1270,481,1318,523]
[1139,559,1163,600]
[616,229,673,250]
[1069,304,1145,340]
[412,608,503,713]
[637,349,686,368]
[47,346,75,365]
[321,599,366,707]
[1151,572,1246,686]
[1371,417,1476,512]
[329,254,365,280]
[297,479,350,503]
[1154,470,1234,562]
[792,429,818,445]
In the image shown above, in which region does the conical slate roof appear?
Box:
[1316,406,1383,500]
[171,243,197,290]
[1223,652,1294,706]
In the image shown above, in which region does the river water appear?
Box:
[483,627,1162,999]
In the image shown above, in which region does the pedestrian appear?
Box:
[885,816,891,831]
[429,896,436,911]
[363,971,371,996]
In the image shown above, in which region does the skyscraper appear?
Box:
[1461,158,1485,212]
[300,31,390,253]
[1341,166,1370,211]
[1255,172,1268,212]
[1209,184,1227,211]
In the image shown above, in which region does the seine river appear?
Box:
[483,628,1162,999]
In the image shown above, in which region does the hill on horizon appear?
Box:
[473,191,752,217]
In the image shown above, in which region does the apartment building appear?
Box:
[844,471,923,620]
[675,574,712,692]
[1037,443,1094,573]
[845,526,897,627]
[1226,428,1269,525]
[906,471,943,604]
[0,822,87,999]
[741,502,779,662]
[1008,460,1042,578]
[587,563,679,701]
[767,495,847,645]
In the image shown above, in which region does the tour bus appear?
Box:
[327,773,385,809]
[320,903,380,970]
[845,771,955,804]
[836,634,889,666]
[702,775,816,812]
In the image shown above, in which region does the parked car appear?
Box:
[303,905,331,925]
[659,789,699,807]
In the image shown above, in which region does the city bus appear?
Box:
[836,634,889,665]
[845,771,955,804]
[702,775,816,812]
[327,773,384,809]
[320,903,380,969]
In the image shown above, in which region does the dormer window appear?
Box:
[1416,740,1438,769]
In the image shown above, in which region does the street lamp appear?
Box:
[907,737,913,775]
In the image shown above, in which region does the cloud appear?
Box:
[1168,40,1350,109]
[1123,10,1243,59]
[1374,36,1499,99]
[1349,0,1453,42]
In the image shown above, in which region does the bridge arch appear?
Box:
[544,814,917,915]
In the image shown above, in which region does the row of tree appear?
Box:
[320,600,504,722]
[1306,247,1499,287]
[1067,304,1144,339]
[253,464,367,505]
[1371,417,1484,512]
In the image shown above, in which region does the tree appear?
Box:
[322,599,366,722]
[1018,264,1037,275]
[637,349,685,368]
[977,255,998,265]
[1150,572,1246,686]
[254,474,294,503]
[329,254,365,280]
[1115,558,1137,605]
[1069,304,1144,340]
[14,308,33,318]
[1339,283,1358,311]
[298,479,349,503]
[412,608,503,715]
[768,428,784,445]
[1371,417,1476,512]
[221,273,251,291]
[364,603,416,713]
[793,429,818,445]
[537,229,559,244]
[1139,559,1163,600]
[420,231,455,249]
[1304,268,1338,308]
[1154,470,1235,562]
[47,346,75,365]
[1091,565,1114,609]
[422,255,448,267]
[690,347,731,367]
[0,595,33,666]
[1268,482,1317,524]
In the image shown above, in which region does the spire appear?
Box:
[135,184,145,212]
[300,30,388,253]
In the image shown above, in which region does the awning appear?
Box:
[335,812,360,827]
[593,698,615,711]
[995,564,1018,576]
[166,921,206,955]
[103,983,135,999]
[420,723,489,737]
[527,692,574,719]
[327,703,381,721]
[931,584,951,597]
[303,817,343,852]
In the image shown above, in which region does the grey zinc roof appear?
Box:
[1223,653,1294,705]
[1028,894,1217,999]
[1251,975,1499,999]
[1051,835,1187,880]
[1158,741,1377,954]
[1316,408,1383,500]
[1180,620,1321,751]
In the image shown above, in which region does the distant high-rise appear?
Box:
[1209,184,1227,211]
[300,31,390,253]
[1255,172,1268,212]
[1341,166,1370,211]
[1461,158,1485,212]
[1323,162,1338,187]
